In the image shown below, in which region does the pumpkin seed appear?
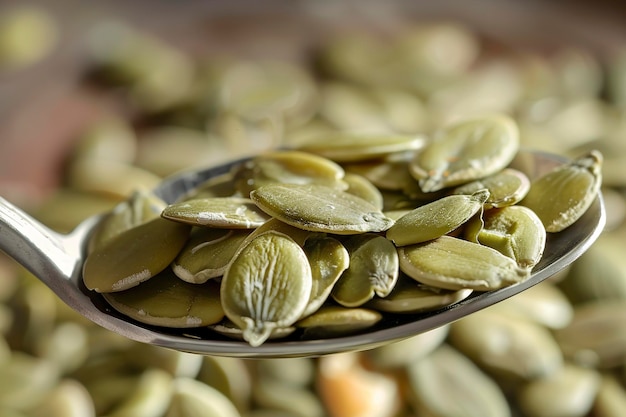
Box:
[196,356,251,413]
[83,217,191,293]
[301,236,350,318]
[331,234,399,307]
[251,378,325,417]
[406,345,512,417]
[366,274,472,314]
[398,235,530,291]
[453,168,531,208]
[233,150,346,196]
[517,364,600,417]
[365,325,449,369]
[165,377,242,417]
[296,305,382,339]
[102,269,224,328]
[220,231,312,347]
[449,309,563,380]
[162,197,270,228]
[298,131,426,162]
[103,368,173,417]
[464,205,546,269]
[386,189,489,246]
[554,301,626,368]
[250,183,394,234]
[409,114,520,192]
[521,150,603,232]
[29,379,95,417]
[342,173,384,210]
[172,228,250,284]
[89,190,167,252]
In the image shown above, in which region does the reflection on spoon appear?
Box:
[0,150,605,358]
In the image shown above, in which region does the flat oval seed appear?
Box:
[521,150,603,232]
[465,205,546,269]
[367,274,472,314]
[301,236,350,318]
[251,183,394,234]
[386,189,489,246]
[83,218,191,293]
[342,173,385,211]
[165,378,241,417]
[452,168,531,208]
[234,150,346,196]
[220,231,312,347]
[407,345,512,417]
[409,114,520,192]
[89,189,167,252]
[398,235,530,291]
[207,318,296,342]
[162,197,270,228]
[517,364,600,417]
[449,309,563,380]
[332,235,399,307]
[172,228,251,284]
[297,132,426,162]
[296,305,382,339]
[103,269,224,328]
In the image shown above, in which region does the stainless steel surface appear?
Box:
[0,150,606,358]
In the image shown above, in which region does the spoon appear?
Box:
[0,150,605,358]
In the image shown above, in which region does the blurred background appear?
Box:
[0,1,626,417]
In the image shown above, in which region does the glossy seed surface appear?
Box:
[250,183,395,234]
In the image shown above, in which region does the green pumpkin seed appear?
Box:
[89,190,167,252]
[398,235,530,291]
[103,269,224,328]
[343,154,416,192]
[165,378,242,417]
[103,368,173,417]
[0,352,60,411]
[162,197,270,228]
[407,345,512,417]
[250,183,394,235]
[452,168,531,208]
[409,114,520,192]
[554,301,626,368]
[297,131,426,162]
[449,309,563,380]
[180,172,237,201]
[196,356,251,413]
[521,150,603,232]
[342,173,384,210]
[83,218,191,293]
[331,235,399,307]
[489,281,573,329]
[296,305,382,339]
[386,189,489,246]
[220,231,312,347]
[367,274,472,314]
[365,326,449,369]
[29,379,95,417]
[172,228,250,284]
[301,236,350,318]
[251,378,325,417]
[234,150,346,196]
[517,364,600,417]
[465,205,546,269]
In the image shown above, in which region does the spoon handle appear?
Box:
[0,196,79,286]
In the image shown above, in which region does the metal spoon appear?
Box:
[0,150,605,358]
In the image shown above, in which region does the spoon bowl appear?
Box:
[0,149,605,358]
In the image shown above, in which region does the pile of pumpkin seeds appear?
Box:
[2,10,626,417]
